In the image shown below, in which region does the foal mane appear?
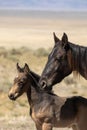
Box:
[28,72,40,91]
[29,72,55,95]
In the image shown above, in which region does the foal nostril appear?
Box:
[8,94,14,100]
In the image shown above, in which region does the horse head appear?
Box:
[39,33,72,89]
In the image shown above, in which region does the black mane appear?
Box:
[69,42,87,78]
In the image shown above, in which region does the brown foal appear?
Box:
[8,63,87,130]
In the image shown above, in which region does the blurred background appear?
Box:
[0,0,87,129]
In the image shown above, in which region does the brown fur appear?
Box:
[8,63,87,130]
[67,49,79,77]
[39,33,87,89]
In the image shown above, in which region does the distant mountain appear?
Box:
[0,0,87,11]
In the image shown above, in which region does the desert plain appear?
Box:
[0,10,87,130]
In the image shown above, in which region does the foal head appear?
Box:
[8,63,30,100]
[39,33,72,89]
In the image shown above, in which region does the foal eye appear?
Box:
[19,82,23,85]
[18,81,24,88]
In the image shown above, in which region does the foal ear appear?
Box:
[24,63,30,73]
[61,33,68,46]
[53,32,60,44]
[16,63,21,72]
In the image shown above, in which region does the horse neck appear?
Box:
[69,42,87,79]
[26,74,41,107]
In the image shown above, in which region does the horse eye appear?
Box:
[56,57,61,62]
[56,55,64,62]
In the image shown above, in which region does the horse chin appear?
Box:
[44,85,53,91]
[55,78,62,84]
[48,78,63,87]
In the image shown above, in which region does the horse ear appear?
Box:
[24,63,30,73]
[16,63,21,72]
[61,33,68,47]
[53,32,60,44]
[62,33,70,51]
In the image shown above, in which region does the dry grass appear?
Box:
[0,11,87,129]
[0,47,87,130]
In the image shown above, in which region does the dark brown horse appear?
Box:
[39,33,87,89]
[8,63,87,130]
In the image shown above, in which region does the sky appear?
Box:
[0,0,87,11]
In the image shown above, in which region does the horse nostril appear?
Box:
[41,80,47,89]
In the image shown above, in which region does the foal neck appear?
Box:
[26,73,42,107]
